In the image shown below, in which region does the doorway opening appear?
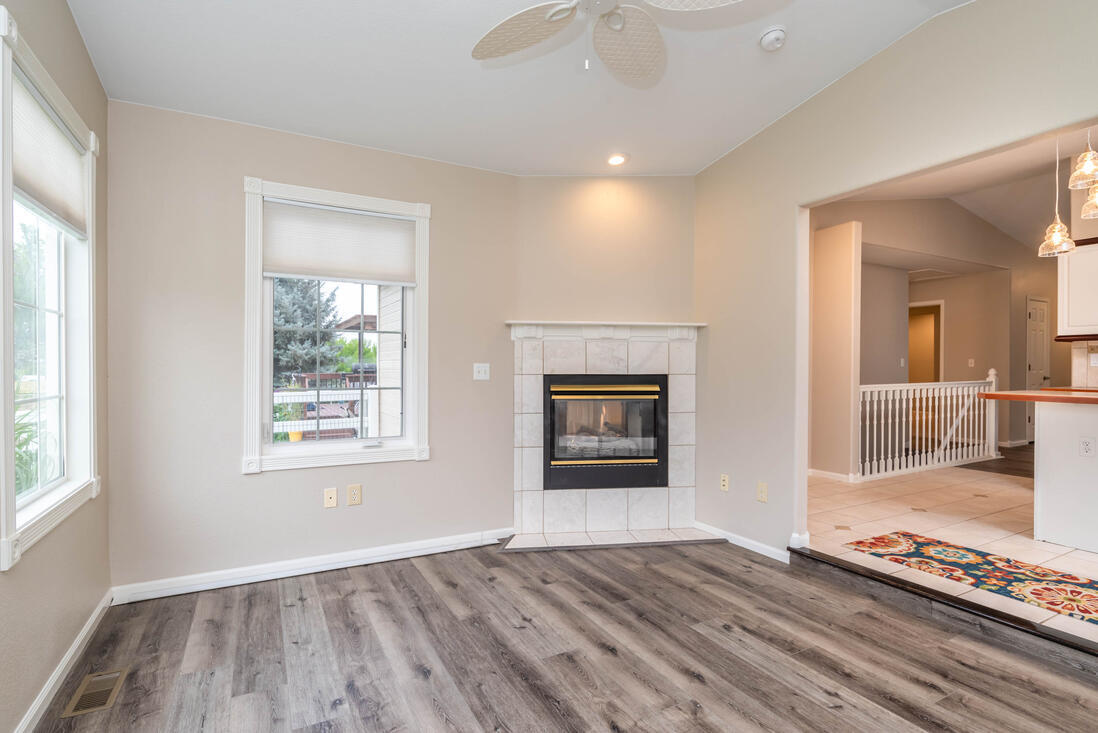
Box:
[908,301,943,383]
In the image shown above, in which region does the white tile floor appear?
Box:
[505,527,718,550]
[808,466,1098,643]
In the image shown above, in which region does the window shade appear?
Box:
[13,73,87,236]
[263,200,417,285]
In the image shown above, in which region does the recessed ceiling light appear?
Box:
[759,26,787,52]
[608,153,628,166]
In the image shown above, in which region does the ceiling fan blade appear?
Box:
[472,2,578,60]
[644,0,742,10]
[592,5,666,80]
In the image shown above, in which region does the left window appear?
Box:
[1,10,99,571]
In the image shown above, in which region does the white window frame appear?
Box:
[0,8,100,571]
[242,177,430,473]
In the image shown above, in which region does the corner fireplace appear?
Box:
[543,374,668,490]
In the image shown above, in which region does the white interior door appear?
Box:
[1026,296,1050,442]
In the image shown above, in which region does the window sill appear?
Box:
[1,476,100,571]
[243,441,429,473]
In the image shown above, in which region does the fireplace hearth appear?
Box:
[543,374,668,490]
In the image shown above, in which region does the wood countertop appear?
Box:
[980,390,1098,405]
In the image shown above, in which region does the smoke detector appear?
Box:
[759,26,787,52]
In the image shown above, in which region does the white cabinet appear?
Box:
[1058,245,1098,337]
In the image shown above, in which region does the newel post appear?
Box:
[986,368,1000,457]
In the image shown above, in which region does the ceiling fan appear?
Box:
[472,0,742,81]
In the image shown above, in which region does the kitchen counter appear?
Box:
[980,389,1098,405]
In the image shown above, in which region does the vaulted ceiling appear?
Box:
[66,0,968,175]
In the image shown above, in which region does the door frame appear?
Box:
[1025,295,1051,443]
[908,299,945,382]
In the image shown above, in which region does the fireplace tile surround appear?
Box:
[509,322,703,537]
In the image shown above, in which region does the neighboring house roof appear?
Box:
[335,315,378,331]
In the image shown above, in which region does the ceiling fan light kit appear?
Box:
[472,0,744,82]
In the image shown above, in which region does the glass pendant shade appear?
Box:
[1069,149,1098,189]
[1082,184,1098,220]
[1038,214,1075,257]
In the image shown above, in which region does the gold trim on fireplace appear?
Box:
[550,458,660,465]
[551,395,659,401]
[549,384,660,392]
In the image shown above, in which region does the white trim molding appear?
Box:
[694,520,790,564]
[507,321,705,342]
[112,527,512,605]
[241,177,430,473]
[807,468,859,483]
[14,588,112,733]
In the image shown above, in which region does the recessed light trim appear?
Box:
[608,153,628,166]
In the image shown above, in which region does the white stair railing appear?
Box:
[859,369,999,479]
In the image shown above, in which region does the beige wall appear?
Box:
[694,0,1098,552]
[106,101,696,585]
[860,263,909,385]
[813,197,1069,443]
[809,222,861,475]
[0,2,110,731]
[514,176,694,321]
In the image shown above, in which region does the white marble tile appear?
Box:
[956,587,1057,623]
[671,527,716,541]
[514,375,522,413]
[514,414,522,447]
[586,488,628,532]
[628,341,669,374]
[586,340,628,374]
[544,489,587,533]
[520,374,542,413]
[521,492,543,534]
[668,446,695,487]
[521,340,543,375]
[628,487,668,530]
[545,532,592,547]
[513,493,522,532]
[521,413,543,447]
[669,486,695,527]
[544,339,586,374]
[514,340,523,375]
[507,533,547,549]
[669,341,696,374]
[668,374,696,413]
[521,447,543,490]
[668,412,695,446]
[630,529,679,543]
[588,531,636,545]
[513,447,522,491]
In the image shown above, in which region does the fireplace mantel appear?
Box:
[507,321,706,341]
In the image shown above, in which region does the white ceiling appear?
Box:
[66,0,968,176]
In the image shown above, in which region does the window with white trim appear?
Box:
[1,8,99,571]
[243,179,430,473]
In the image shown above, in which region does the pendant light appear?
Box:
[1068,128,1098,189]
[1082,184,1098,220]
[1038,138,1075,257]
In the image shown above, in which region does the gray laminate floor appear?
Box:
[36,542,1098,732]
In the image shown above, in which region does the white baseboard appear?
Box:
[788,531,811,549]
[694,520,790,564]
[999,439,1030,448]
[111,527,514,605]
[16,589,113,733]
[807,468,859,483]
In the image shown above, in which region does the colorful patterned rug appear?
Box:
[846,531,1098,625]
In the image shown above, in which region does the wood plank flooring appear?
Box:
[958,443,1034,479]
[36,542,1098,732]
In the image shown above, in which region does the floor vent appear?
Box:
[61,667,128,718]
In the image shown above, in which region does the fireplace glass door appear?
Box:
[551,394,658,463]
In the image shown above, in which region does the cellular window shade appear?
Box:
[263,200,417,285]
[12,73,87,236]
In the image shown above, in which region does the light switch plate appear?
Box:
[968,358,975,368]
[323,487,338,508]
[756,481,768,503]
[473,363,491,381]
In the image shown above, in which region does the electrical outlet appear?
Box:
[968,358,975,368]
[899,357,905,368]
[756,481,768,503]
[323,487,338,508]
[720,474,729,492]
[473,363,491,381]
[1081,437,1096,458]
[347,484,363,505]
